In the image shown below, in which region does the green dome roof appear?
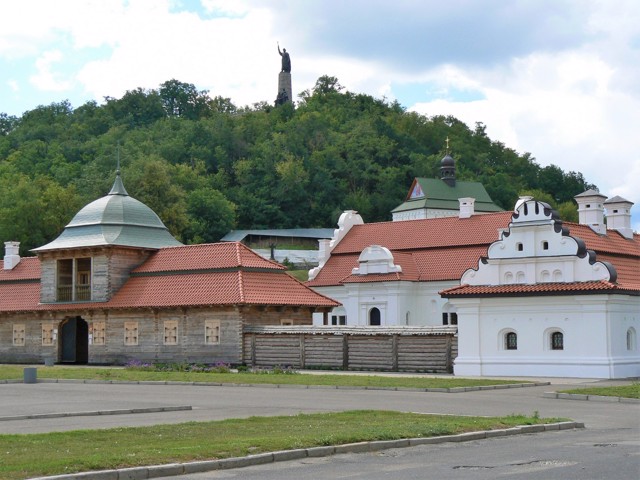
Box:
[33,173,182,252]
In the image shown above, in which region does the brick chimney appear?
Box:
[3,241,20,270]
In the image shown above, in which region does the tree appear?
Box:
[184,187,236,243]
[159,79,211,119]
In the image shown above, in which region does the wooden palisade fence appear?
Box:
[242,326,458,373]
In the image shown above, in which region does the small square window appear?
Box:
[124,322,138,346]
[517,243,524,251]
[92,322,106,346]
[13,324,26,346]
[42,324,54,346]
[163,320,178,345]
[205,320,220,345]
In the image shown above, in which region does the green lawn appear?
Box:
[0,365,527,389]
[560,383,640,399]
[0,410,562,480]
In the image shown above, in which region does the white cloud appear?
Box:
[29,50,73,92]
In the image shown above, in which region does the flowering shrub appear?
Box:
[124,360,230,373]
[123,360,295,374]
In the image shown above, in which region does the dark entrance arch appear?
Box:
[60,316,89,364]
[369,307,381,326]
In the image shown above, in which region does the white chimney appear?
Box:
[3,241,21,270]
[604,196,634,239]
[574,189,607,235]
[459,197,475,219]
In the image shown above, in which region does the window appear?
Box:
[280,319,294,326]
[42,324,54,346]
[163,320,178,345]
[331,315,346,326]
[442,312,448,325]
[369,307,381,326]
[517,242,523,251]
[56,257,92,302]
[450,312,458,325]
[13,324,25,346]
[92,322,105,346]
[551,331,564,350]
[205,320,220,345]
[542,241,549,250]
[505,332,517,350]
[124,322,138,346]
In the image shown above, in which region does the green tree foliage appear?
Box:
[0,77,597,253]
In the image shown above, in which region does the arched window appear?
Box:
[516,271,526,284]
[369,307,381,326]
[505,332,518,350]
[627,328,637,351]
[551,331,564,350]
[504,272,514,283]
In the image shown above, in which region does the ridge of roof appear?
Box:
[133,242,286,273]
[440,280,640,297]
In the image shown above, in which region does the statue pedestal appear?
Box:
[277,72,292,104]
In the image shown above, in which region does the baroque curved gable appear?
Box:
[461,199,616,286]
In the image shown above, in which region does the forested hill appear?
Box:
[0,76,594,254]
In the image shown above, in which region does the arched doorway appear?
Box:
[369,307,381,326]
[60,316,89,364]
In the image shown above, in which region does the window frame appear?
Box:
[124,321,139,346]
[205,320,221,345]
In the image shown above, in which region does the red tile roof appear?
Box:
[105,270,338,308]
[441,280,639,297]
[307,213,640,291]
[332,212,513,254]
[0,243,338,312]
[0,257,41,281]
[0,282,41,311]
[134,242,285,273]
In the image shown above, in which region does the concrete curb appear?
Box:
[543,392,640,404]
[28,422,584,480]
[0,406,192,422]
[2,377,550,393]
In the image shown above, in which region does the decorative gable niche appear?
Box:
[352,245,402,275]
[462,199,616,286]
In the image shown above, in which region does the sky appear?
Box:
[1,0,639,230]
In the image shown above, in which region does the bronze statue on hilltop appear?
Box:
[278,43,291,73]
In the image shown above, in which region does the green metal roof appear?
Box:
[33,174,182,252]
[391,178,502,213]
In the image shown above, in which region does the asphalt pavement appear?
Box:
[1,372,638,479]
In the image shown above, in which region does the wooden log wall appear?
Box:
[242,326,458,373]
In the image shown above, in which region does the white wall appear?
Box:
[312,280,459,327]
[453,295,640,378]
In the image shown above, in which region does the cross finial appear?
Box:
[445,136,450,153]
[116,141,121,175]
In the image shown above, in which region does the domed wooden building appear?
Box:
[0,170,338,365]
